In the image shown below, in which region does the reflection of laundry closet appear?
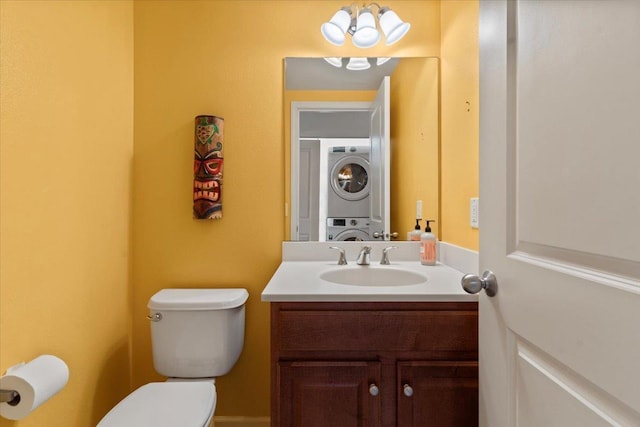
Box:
[297,110,370,241]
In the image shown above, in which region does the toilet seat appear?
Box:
[97,381,216,427]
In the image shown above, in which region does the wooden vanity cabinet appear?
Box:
[397,361,479,426]
[278,361,381,427]
[271,301,478,427]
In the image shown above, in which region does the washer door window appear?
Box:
[331,229,370,241]
[330,156,370,201]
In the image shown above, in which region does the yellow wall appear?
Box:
[132,0,441,417]
[440,0,480,250]
[0,1,133,426]
[391,58,440,239]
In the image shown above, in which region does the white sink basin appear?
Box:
[319,267,428,287]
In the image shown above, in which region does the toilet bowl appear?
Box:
[98,288,248,427]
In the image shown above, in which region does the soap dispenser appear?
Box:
[408,200,423,241]
[408,219,422,241]
[420,220,437,266]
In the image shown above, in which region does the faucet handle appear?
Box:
[380,246,398,265]
[329,246,347,265]
[356,245,372,265]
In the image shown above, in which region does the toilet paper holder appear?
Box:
[0,389,20,405]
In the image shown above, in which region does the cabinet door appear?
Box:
[277,361,381,427]
[397,361,478,427]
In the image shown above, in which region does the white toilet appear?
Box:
[98,288,249,427]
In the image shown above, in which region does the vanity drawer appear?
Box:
[272,302,478,356]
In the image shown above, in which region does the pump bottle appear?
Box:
[408,200,423,241]
[408,219,422,241]
[420,220,437,266]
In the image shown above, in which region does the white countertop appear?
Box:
[261,242,478,302]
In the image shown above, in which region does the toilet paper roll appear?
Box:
[0,355,69,420]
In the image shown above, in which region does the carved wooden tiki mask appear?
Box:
[193,115,224,219]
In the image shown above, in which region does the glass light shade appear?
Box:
[321,8,352,46]
[352,8,380,48]
[324,57,343,68]
[378,8,411,45]
[346,57,371,71]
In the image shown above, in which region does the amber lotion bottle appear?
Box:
[420,220,437,265]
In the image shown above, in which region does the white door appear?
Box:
[298,140,320,241]
[369,76,390,239]
[479,1,640,426]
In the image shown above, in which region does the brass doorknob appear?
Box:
[372,231,399,239]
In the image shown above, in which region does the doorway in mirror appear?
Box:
[298,137,371,241]
[291,77,391,242]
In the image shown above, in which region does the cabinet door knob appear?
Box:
[403,384,413,397]
[369,384,379,396]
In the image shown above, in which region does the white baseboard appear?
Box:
[212,416,270,427]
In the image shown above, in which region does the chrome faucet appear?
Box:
[380,246,398,265]
[329,246,347,265]
[356,245,372,266]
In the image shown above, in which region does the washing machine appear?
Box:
[327,146,370,218]
[326,217,371,241]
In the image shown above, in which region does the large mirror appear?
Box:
[284,57,439,242]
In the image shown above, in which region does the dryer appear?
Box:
[326,146,370,218]
[326,217,371,241]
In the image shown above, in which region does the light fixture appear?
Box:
[378,7,411,45]
[320,7,353,46]
[323,57,392,71]
[346,57,371,71]
[352,7,380,48]
[320,4,410,48]
[324,57,343,67]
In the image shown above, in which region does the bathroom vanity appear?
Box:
[263,242,479,427]
[271,300,477,427]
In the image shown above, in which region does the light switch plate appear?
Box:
[470,198,479,228]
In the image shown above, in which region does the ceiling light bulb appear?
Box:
[321,7,353,46]
[352,7,380,48]
[346,57,371,71]
[378,7,411,45]
[324,57,343,68]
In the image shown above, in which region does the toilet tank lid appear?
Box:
[148,289,249,311]
[97,382,215,427]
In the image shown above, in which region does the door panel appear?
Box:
[480,1,640,426]
[512,0,640,276]
[397,361,478,427]
[515,339,639,426]
[298,140,320,241]
[369,76,390,239]
[277,361,381,427]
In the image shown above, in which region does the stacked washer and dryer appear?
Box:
[326,145,372,241]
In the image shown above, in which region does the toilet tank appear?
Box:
[147,288,249,378]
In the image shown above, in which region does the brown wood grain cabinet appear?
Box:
[270,301,479,427]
